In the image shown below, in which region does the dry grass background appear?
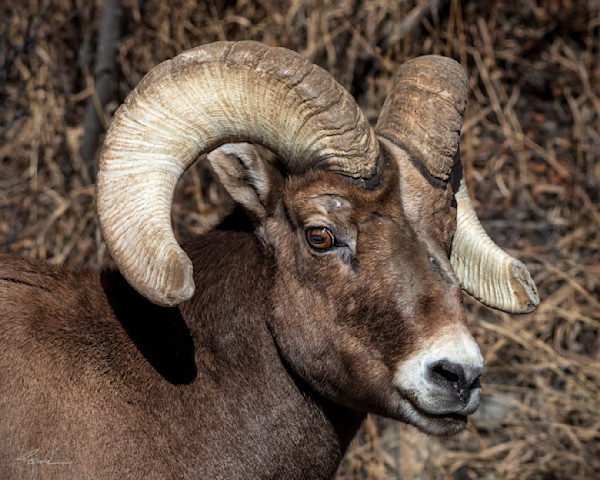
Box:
[1,0,599,478]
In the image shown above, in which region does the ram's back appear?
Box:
[0,255,190,479]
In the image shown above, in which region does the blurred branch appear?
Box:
[79,0,123,183]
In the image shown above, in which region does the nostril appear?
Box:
[428,360,482,397]
[469,376,482,391]
[432,364,460,384]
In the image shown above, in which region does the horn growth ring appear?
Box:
[97,41,378,306]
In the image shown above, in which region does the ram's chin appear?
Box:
[396,397,469,436]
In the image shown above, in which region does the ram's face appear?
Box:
[265,152,483,435]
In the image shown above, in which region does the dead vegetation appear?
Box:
[1,0,599,478]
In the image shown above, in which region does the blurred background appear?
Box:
[1,0,599,478]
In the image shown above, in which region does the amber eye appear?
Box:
[306,228,334,250]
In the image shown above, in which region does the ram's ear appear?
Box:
[208,143,283,221]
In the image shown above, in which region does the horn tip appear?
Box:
[145,251,195,307]
[507,260,540,314]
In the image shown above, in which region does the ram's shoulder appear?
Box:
[0,254,95,298]
[0,255,110,338]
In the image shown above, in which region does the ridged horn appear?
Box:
[97,41,379,306]
[376,55,465,183]
[451,179,539,313]
[376,55,539,313]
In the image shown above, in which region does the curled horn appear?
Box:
[451,180,539,313]
[97,41,379,306]
[376,55,539,313]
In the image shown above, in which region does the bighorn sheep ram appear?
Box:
[0,41,538,479]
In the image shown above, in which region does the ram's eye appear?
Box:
[306,228,334,250]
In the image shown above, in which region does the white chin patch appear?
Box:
[393,327,484,420]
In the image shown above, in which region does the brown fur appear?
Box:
[0,146,469,479]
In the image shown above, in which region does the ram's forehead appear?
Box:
[288,194,353,227]
[309,194,351,213]
[285,169,396,210]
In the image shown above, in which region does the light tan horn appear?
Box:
[451,179,539,313]
[376,55,539,313]
[97,41,379,306]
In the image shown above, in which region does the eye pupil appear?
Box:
[306,228,334,250]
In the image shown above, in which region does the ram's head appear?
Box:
[97,41,538,434]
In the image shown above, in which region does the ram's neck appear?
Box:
[0,234,364,478]
[178,229,365,476]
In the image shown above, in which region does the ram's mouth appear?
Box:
[397,393,470,436]
[412,400,468,427]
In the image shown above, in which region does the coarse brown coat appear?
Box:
[0,153,468,479]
